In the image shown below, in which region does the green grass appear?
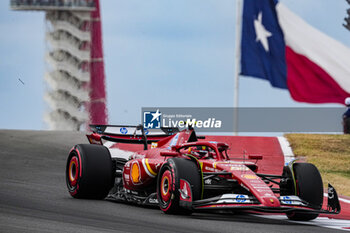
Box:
[285,134,350,196]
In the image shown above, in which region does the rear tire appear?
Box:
[66,144,114,199]
[157,158,202,214]
[286,163,323,221]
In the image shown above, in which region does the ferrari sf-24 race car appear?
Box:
[66,125,341,221]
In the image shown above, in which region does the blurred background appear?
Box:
[0,0,349,130]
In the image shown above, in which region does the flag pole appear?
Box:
[234,0,243,135]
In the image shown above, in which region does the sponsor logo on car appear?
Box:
[279,195,303,205]
[120,127,128,134]
[216,194,250,204]
[230,165,250,171]
[241,174,258,179]
[144,128,149,135]
[148,198,158,204]
[235,194,247,203]
[282,196,292,204]
[205,166,215,172]
[151,142,158,149]
[204,179,212,185]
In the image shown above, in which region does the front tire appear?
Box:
[286,163,323,221]
[157,158,202,214]
[66,144,114,199]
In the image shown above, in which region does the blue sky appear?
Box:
[0,0,349,130]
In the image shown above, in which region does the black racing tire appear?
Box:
[66,144,114,199]
[157,158,202,215]
[286,163,323,221]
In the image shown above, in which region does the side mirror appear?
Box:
[160,151,179,157]
[248,154,263,160]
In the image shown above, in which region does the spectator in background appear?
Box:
[343,97,350,134]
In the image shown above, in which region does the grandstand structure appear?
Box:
[10,0,107,130]
[345,0,350,31]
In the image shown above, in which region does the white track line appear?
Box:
[277,136,295,165]
[257,215,350,232]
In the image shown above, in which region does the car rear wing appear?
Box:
[87,124,179,150]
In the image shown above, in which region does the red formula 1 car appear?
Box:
[66,125,340,221]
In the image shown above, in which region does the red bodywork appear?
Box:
[120,130,280,209]
[86,127,339,214]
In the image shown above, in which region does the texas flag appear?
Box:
[240,0,350,104]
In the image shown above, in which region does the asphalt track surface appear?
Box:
[0,130,344,233]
